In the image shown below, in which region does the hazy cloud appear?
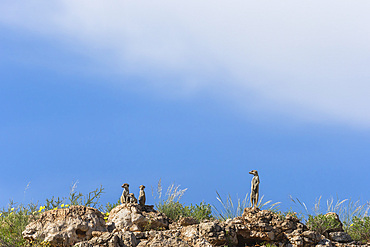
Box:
[1,0,370,127]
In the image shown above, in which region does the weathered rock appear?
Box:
[76,231,138,247]
[136,230,191,247]
[301,230,323,245]
[240,207,306,245]
[316,238,333,247]
[328,231,352,243]
[107,204,169,232]
[137,228,214,247]
[178,216,198,226]
[198,220,238,246]
[287,232,304,246]
[22,205,107,247]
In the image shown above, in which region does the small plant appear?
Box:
[42,181,105,211]
[347,216,370,242]
[153,179,212,222]
[104,199,120,213]
[274,209,303,222]
[306,214,341,235]
[261,242,278,247]
[68,182,105,209]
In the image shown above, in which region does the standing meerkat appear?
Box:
[138,185,146,206]
[120,183,130,204]
[249,170,260,209]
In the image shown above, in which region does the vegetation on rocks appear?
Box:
[306,214,342,235]
[153,179,212,222]
[347,216,370,243]
[1,181,370,246]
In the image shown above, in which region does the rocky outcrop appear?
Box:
[107,204,169,232]
[22,205,107,246]
[23,205,364,247]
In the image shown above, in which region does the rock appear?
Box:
[137,228,214,247]
[316,238,333,247]
[301,230,322,245]
[241,207,305,245]
[178,216,198,226]
[288,235,304,246]
[198,220,238,246]
[328,231,352,243]
[76,231,138,247]
[136,231,191,247]
[107,204,169,232]
[22,205,107,247]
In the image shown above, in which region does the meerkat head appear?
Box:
[121,183,129,189]
[249,170,258,176]
[139,185,145,190]
[129,193,134,197]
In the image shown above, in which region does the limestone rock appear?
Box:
[136,231,191,247]
[76,231,138,247]
[198,220,238,246]
[22,205,107,247]
[328,231,352,243]
[178,216,198,226]
[301,230,323,245]
[316,238,333,247]
[107,204,169,232]
[241,207,304,244]
[137,228,213,247]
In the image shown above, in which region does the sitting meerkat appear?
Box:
[138,185,146,206]
[129,193,137,204]
[120,183,130,204]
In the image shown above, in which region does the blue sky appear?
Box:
[1,1,370,213]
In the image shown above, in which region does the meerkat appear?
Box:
[138,185,146,206]
[249,170,260,209]
[120,183,130,204]
[129,193,137,204]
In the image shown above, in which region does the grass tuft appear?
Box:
[290,195,370,241]
[153,179,213,222]
[212,191,281,220]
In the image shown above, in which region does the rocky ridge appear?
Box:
[23,205,368,247]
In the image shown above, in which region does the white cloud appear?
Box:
[1,0,370,127]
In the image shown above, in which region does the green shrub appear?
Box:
[156,201,212,222]
[156,201,184,221]
[347,216,370,242]
[0,204,30,247]
[306,214,341,235]
[185,202,213,222]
